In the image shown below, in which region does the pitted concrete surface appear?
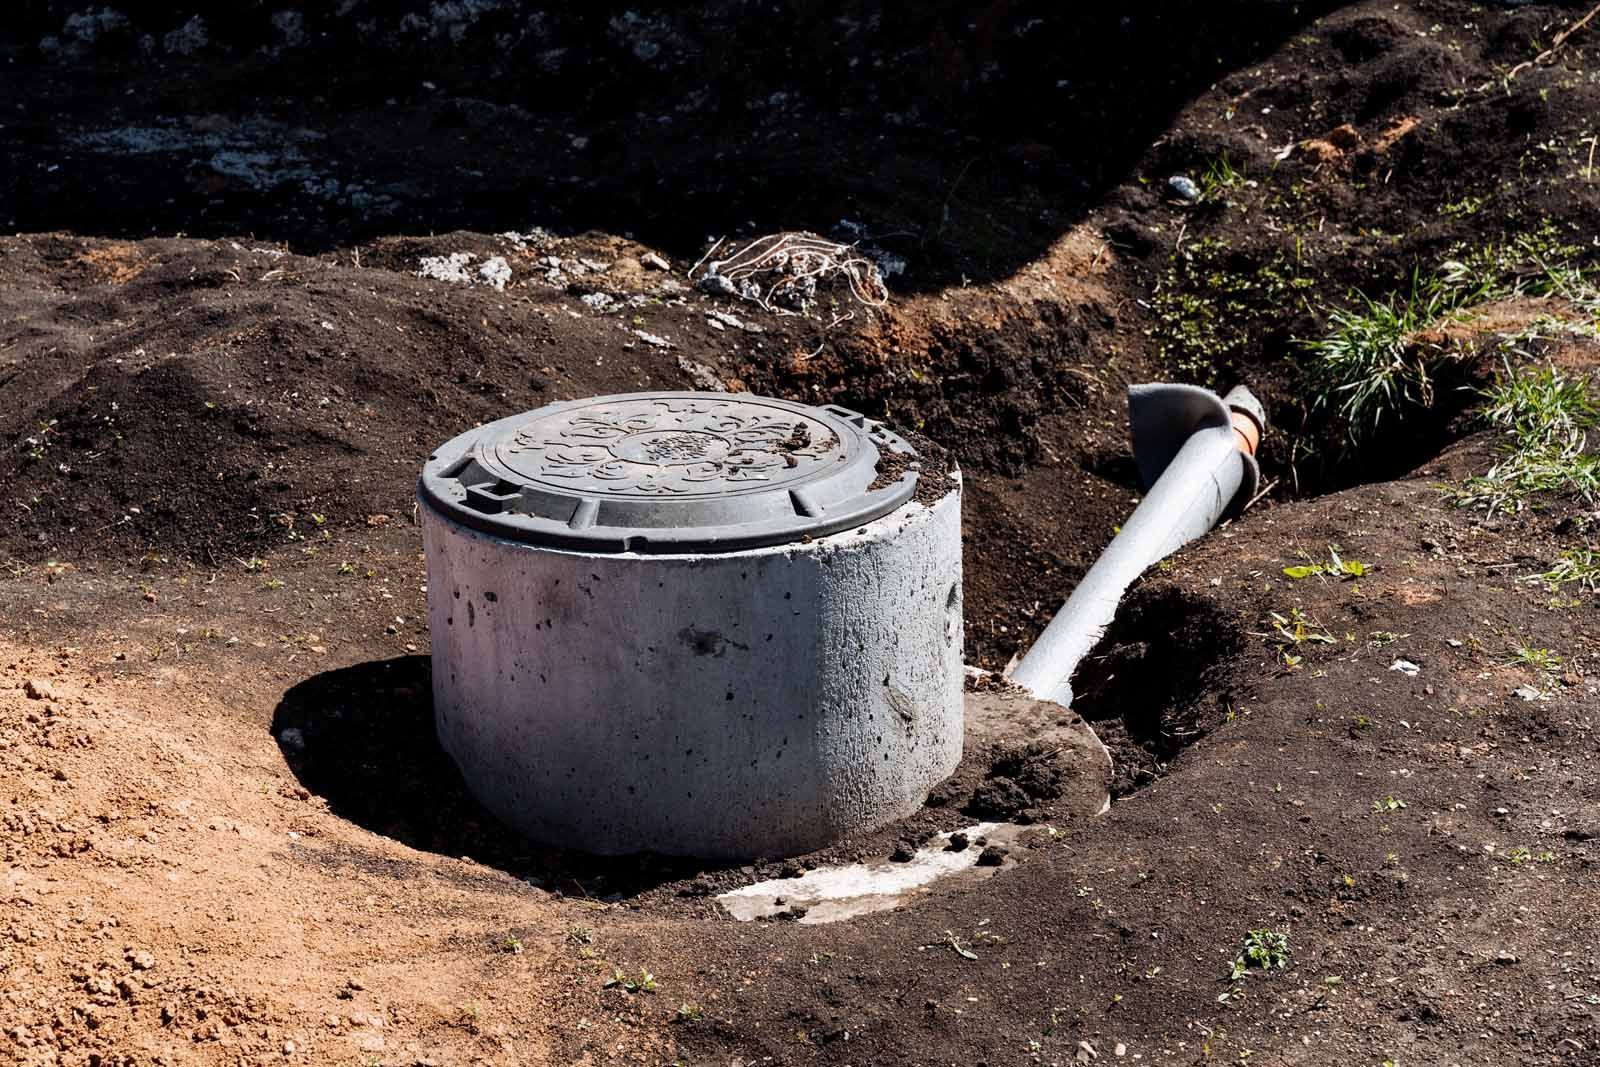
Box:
[422,478,963,858]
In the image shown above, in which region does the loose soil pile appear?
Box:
[3,2,1599,1065]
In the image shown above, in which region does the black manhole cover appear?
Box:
[418,392,920,552]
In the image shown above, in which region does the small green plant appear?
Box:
[603,966,657,993]
[1227,929,1291,981]
[1198,153,1248,200]
[674,1002,703,1023]
[1309,221,1599,443]
[1266,607,1337,649]
[1372,796,1407,813]
[503,935,524,955]
[260,577,285,591]
[1506,642,1562,674]
[1307,269,1483,440]
[1447,363,1600,514]
[1533,546,1600,590]
[1440,194,1488,219]
[239,556,267,573]
[566,925,594,945]
[1283,544,1369,580]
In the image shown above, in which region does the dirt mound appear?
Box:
[0,229,1136,668]
[0,235,675,561]
[965,742,1068,819]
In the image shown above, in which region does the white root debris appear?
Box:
[690,232,889,314]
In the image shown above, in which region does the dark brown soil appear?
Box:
[4,2,1600,1065]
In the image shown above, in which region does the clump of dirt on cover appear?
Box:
[964,741,1066,819]
[869,427,957,504]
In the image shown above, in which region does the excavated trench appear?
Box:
[1068,586,1248,798]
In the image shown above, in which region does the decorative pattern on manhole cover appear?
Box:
[493,396,840,497]
[418,391,927,553]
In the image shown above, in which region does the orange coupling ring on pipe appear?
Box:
[1231,408,1262,457]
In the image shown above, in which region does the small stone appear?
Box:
[641,251,671,271]
[975,844,1007,867]
[697,273,738,297]
[23,679,55,701]
[1494,950,1518,965]
[889,842,916,863]
[946,832,969,852]
[283,1040,296,1054]
[1166,175,1200,202]
[130,950,155,970]
[1115,1043,1127,1058]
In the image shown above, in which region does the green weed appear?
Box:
[1533,546,1600,590]
[1307,269,1484,439]
[1307,221,1599,442]
[1226,929,1291,981]
[1506,642,1562,674]
[1283,544,1368,580]
[1198,153,1249,200]
[1446,363,1600,515]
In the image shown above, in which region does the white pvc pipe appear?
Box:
[1008,385,1261,707]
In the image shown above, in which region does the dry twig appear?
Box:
[1492,1,1600,87]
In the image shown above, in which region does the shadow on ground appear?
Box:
[4,1,1340,289]
[271,656,733,898]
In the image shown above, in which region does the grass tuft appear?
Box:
[1533,546,1600,590]
[1306,222,1599,443]
[1308,269,1486,438]
[1446,363,1600,515]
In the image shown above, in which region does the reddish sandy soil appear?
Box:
[4,2,1600,1065]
